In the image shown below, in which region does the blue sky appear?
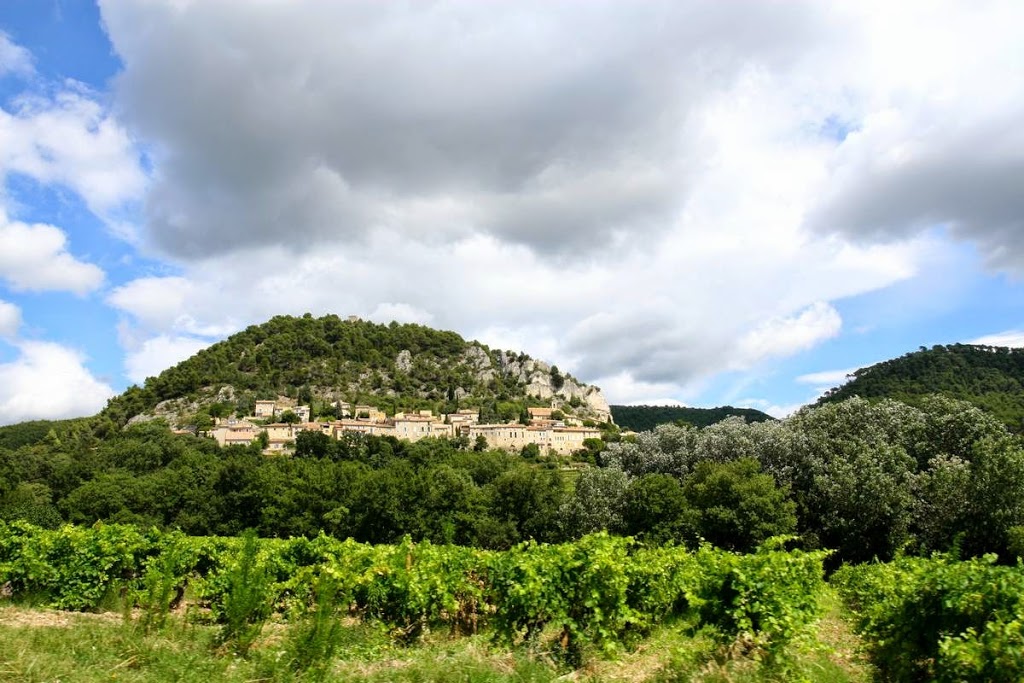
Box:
[0,1,1022,425]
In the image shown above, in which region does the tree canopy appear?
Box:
[100,315,599,427]
[819,343,1024,431]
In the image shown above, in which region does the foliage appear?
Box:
[695,541,829,663]
[0,520,152,610]
[558,466,630,539]
[681,459,796,553]
[834,554,1024,682]
[283,574,346,679]
[610,405,774,432]
[622,474,693,545]
[215,530,273,656]
[819,343,1024,430]
[98,314,600,428]
[599,396,1024,564]
[4,394,1024,566]
[0,522,830,667]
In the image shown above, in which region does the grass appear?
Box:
[0,592,872,683]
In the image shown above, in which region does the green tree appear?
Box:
[294,430,334,459]
[520,443,541,460]
[486,467,564,545]
[550,365,565,391]
[623,473,694,545]
[682,458,796,552]
[559,466,630,539]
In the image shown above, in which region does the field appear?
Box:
[0,601,868,683]
[1,521,1022,681]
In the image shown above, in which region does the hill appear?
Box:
[101,314,612,428]
[818,343,1024,429]
[610,404,774,432]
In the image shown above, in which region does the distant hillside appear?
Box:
[0,418,93,450]
[102,314,612,428]
[610,405,774,432]
[819,343,1024,430]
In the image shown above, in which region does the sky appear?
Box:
[0,0,1023,426]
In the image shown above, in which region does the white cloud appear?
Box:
[0,34,141,304]
[793,366,861,396]
[105,221,926,404]
[93,1,1019,405]
[367,303,434,326]
[0,299,21,339]
[589,372,696,408]
[0,341,115,425]
[968,330,1024,348]
[0,32,33,77]
[123,334,212,384]
[803,1,1024,273]
[107,276,196,330]
[0,215,105,294]
[0,87,146,220]
[736,303,843,367]
[795,368,858,386]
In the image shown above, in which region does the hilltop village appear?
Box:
[207,399,604,456]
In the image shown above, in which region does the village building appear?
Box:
[447,409,480,434]
[465,422,601,456]
[210,423,261,447]
[527,407,553,421]
[332,419,395,438]
[209,404,594,456]
[392,413,455,441]
[352,405,387,423]
[254,400,276,418]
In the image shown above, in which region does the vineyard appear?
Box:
[2,521,1024,681]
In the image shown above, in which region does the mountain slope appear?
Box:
[818,343,1024,429]
[102,314,611,427]
[610,405,774,432]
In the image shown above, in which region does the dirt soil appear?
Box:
[0,605,123,629]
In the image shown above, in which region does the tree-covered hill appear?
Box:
[101,314,611,427]
[610,405,774,432]
[819,344,1024,430]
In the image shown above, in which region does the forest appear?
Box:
[3,394,1023,567]
[610,404,773,431]
[821,343,1024,430]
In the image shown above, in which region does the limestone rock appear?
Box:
[395,349,413,373]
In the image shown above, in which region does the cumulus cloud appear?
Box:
[95,1,1019,402]
[0,85,146,221]
[0,215,105,294]
[804,1,1024,273]
[0,341,115,425]
[107,230,920,401]
[0,299,20,339]
[0,33,141,298]
[100,0,832,258]
[123,334,212,384]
